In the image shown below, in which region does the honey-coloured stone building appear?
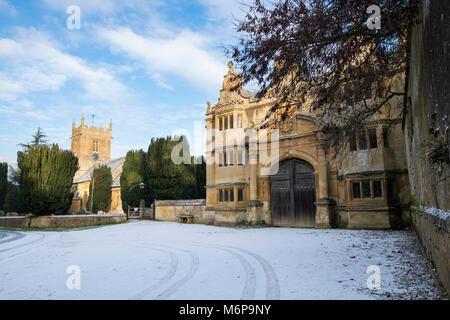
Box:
[204,62,410,229]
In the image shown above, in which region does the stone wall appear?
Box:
[154,199,214,225]
[0,214,126,229]
[404,0,450,297]
[404,0,449,210]
[411,207,449,295]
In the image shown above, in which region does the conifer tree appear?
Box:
[19,127,49,149]
[17,144,78,215]
[0,163,7,210]
[4,166,21,213]
[145,136,196,203]
[120,150,146,208]
[4,182,20,213]
[87,165,112,213]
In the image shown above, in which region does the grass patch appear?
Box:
[233,220,273,229]
[0,221,128,232]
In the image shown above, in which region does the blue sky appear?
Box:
[0,0,252,165]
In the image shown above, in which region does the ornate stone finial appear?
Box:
[99,123,104,131]
[228,61,235,74]
[109,119,112,131]
[207,101,211,113]
[81,114,85,126]
[72,119,76,129]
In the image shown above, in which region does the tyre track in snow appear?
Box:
[194,242,280,300]
[189,242,257,300]
[0,231,25,245]
[229,246,280,300]
[130,246,179,300]
[153,245,200,300]
[0,233,47,262]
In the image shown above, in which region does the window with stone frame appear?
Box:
[93,140,99,152]
[218,152,223,167]
[362,181,371,198]
[218,188,236,203]
[351,180,384,200]
[237,150,244,165]
[237,114,242,128]
[238,188,244,202]
[349,128,380,151]
[383,127,389,148]
[373,181,382,198]
[352,182,361,199]
[344,82,373,105]
[349,134,357,151]
[358,130,368,150]
[368,129,378,149]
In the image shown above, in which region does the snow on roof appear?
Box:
[111,175,121,188]
[73,157,125,187]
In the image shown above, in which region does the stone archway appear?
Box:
[270,158,316,228]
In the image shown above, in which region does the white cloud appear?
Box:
[97,27,227,94]
[0,28,130,104]
[151,73,174,91]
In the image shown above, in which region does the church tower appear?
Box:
[71,115,113,179]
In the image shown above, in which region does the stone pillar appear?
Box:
[205,111,215,207]
[249,139,258,201]
[247,134,263,223]
[315,139,334,228]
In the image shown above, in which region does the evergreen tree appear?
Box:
[4,182,20,213]
[4,166,21,213]
[87,165,112,213]
[120,150,146,208]
[188,156,206,199]
[17,144,78,215]
[0,163,7,210]
[19,127,49,149]
[145,136,196,203]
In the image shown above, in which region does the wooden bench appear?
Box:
[177,214,193,224]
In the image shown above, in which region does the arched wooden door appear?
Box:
[270,159,316,228]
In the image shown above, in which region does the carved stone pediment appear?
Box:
[280,116,295,134]
[215,90,246,112]
[213,61,257,113]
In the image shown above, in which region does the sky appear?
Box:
[0,0,254,165]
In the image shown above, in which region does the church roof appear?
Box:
[73,157,125,187]
[111,175,121,188]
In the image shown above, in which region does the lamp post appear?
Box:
[126,183,145,219]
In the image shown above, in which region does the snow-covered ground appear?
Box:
[0,221,441,300]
